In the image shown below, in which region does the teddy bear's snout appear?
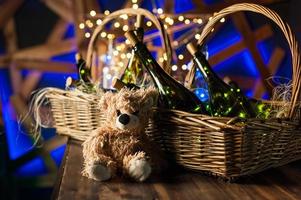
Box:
[116,112,140,130]
[119,114,130,125]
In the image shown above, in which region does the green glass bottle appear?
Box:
[120,15,147,86]
[76,53,91,83]
[187,42,256,118]
[125,31,208,113]
[223,76,270,118]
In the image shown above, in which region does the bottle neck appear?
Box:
[132,42,172,91]
[134,27,144,42]
[193,51,220,83]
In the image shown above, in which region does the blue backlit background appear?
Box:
[0,0,300,198]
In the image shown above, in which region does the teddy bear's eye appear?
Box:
[116,110,121,116]
[133,110,139,115]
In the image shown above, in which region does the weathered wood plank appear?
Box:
[53,139,301,200]
[47,19,69,44]
[20,71,43,99]
[42,0,74,23]
[3,19,22,94]
[253,47,285,98]
[0,0,24,29]
[231,13,274,95]
[14,59,76,73]
[13,39,76,60]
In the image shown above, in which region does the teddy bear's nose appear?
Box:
[119,114,130,125]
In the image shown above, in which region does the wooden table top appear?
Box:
[53,139,301,200]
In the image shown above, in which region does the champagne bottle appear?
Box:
[187,42,256,118]
[224,76,271,119]
[120,15,146,86]
[76,53,91,83]
[125,31,208,113]
[112,77,140,90]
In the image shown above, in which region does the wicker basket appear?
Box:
[147,3,301,179]
[37,3,301,180]
[36,8,173,141]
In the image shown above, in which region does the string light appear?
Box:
[157,8,163,14]
[125,39,130,45]
[85,32,91,38]
[146,21,152,27]
[184,19,190,24]
[163,53,168,61]
[220,17,225,23]
[122,25,129,31]
[113,50,119,56]
[132,4,138,9]
[114,22,120,28]
[106,74,112,80]
[100,31,107,38]
[87,21,93,28]
[159,57,164,63]
[178,54,184,60]
[132,0,137,3]
[79,23,85,29]
[118,62,124,67]
[103,67,109,73]
[195,33,201,40]
[107,34,114,39]
[90,10,96,17]
[172,65,178,71]
[163,24,168,29]
[178,15,184,21]
[121,53,126,59]
[197,18,203,24]
[120,14,128,20]
[104,10,110,15]
[126,53,132,58]
[116,45,122,51]
[96,19,102,25]
[182,64,188,70]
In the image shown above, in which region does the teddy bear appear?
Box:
[82,87,166,182]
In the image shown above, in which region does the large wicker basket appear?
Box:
[147,3,301,179]
[36,3,301,180]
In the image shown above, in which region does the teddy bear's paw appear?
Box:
[128,158,152,182]
[88,163,111,181]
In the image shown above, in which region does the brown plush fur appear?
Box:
[82,87,166,182]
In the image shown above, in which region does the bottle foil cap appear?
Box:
[124,31,139,46]
[186,42,198,55]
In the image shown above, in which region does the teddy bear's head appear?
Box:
[99,87,158,132]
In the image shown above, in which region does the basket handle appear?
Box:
[86,8,173,76]
[188,3,301,119]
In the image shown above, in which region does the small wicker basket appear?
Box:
[34,8,173,141]
[36,3,301,180]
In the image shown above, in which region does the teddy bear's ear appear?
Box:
[99,91,115,110]
[140,87,158,109]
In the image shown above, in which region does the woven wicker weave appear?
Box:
[38,3,301,179]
